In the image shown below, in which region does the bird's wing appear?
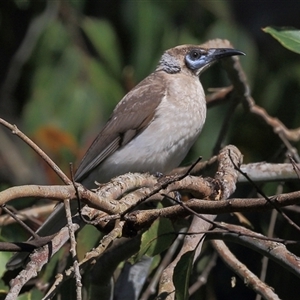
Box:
[74,71,166,182]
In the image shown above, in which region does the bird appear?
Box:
[6,43,244,269]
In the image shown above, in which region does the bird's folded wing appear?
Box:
[75,71,166,182]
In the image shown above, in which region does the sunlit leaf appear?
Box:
[263,26,300,54]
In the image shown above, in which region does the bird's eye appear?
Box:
[185,49,205,70]
[189,50,201,60]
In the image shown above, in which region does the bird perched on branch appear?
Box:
[7,43,244,269]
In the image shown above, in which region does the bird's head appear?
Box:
[157,44,245,76]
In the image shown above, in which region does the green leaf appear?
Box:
[14,288,43,300]
[0,251,12,278]
[131,218,175,263]
[173,251,195,300]
[77,225,102,260]
[263,26,300,54]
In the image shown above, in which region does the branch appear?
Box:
[43,221,125,300]
[0,118,71,185]
[212,240,281,300]
[157,144,241,299]
[209,223,300,278]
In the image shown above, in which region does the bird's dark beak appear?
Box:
[206,48,245,64]
[198,48,245,74]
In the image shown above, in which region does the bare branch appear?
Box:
[212,240,281,300]
[210,223,300,278]
[43,221,125,300]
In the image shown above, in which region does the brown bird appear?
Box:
[7,44,244,269]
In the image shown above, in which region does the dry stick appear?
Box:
[289,155,300,179]
[158,145,241,299]
[114,188,300,232]
[6,221,81,300]
[247,95,300,143]
[158,215,216,300]
[161,195,300,247]
[208,223,300,279]
[119,157,202,217]
[0,184,118,215]
[140,228,188,300]
[278,132,300,163]
[67,164,83,300]
[0,203,53,226]
[241,81,300,163]
[256,184,282,300]
[0,118,71,185]
[182,223,300,246]
[256,210,279,300]
[1,205,40,239]
[43,221,125,300]
[212,240,281,300]
[230,155,300,232]
[206,86,233,108]
[283,205,300,214]
[4,177,300,229]
[64,198,82,300]
[188,251,218,295]
[163,194,218,228]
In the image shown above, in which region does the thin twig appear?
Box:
[0,118,71,185]
[188,251,218,295]
[230,155,300,232]
[64,199,82,300]
[256,184,282,300]
[140,228,187,300]
[43,221,125,300]
[1,205,40,239]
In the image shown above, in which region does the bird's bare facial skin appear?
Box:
[185,49,207,71]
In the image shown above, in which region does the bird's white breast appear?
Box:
[86,74,206,184]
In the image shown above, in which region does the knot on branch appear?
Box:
[214,145,243,200]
